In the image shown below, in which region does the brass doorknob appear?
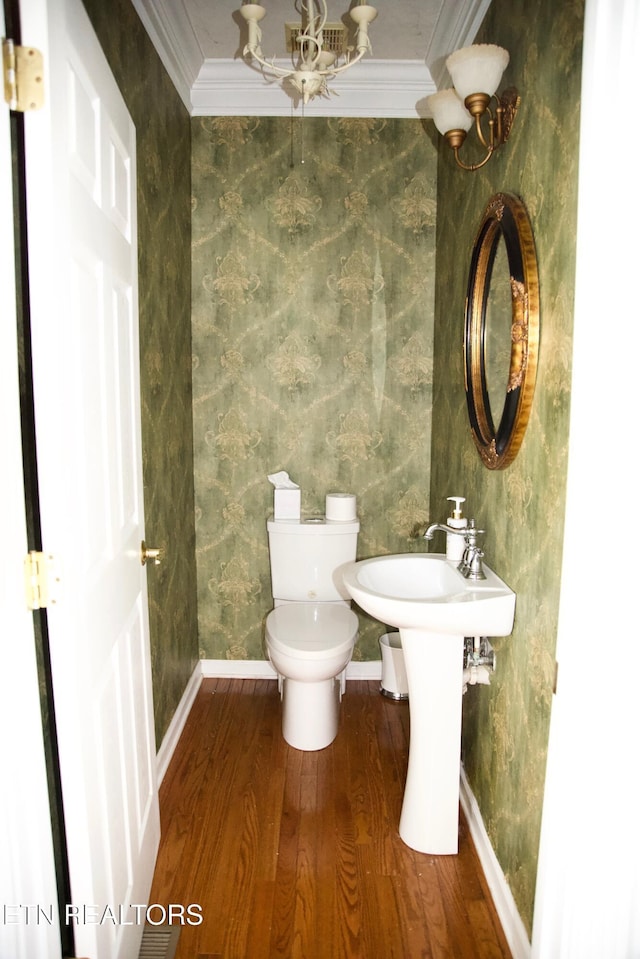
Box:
[141,541,164,566]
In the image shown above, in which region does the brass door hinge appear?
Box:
[24,551,61,610]
[3,38,44,111]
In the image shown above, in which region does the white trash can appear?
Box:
[379,632,409,700]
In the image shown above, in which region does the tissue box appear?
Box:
[274,488,301,520]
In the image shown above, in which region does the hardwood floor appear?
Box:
[149,678,512,959]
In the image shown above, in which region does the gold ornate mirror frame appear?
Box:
[464,192,540,470]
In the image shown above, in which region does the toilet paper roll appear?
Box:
[325,492,357,521]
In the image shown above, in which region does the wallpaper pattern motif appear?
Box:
[192,118,437,661]
[430,0,584,934]
[81,0,199,744]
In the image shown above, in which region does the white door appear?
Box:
[21,1,160,957]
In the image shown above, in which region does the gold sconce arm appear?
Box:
[483,88,520,147]
[443,88,520,172]
[451,139,495,172]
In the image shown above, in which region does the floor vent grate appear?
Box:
[138,924,181,959]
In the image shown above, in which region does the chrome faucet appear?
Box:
[424,519,486,581]
[424,522,466,541]
[459,523,486,580]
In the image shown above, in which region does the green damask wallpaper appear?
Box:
[81,0,199,744]
[431,0,584,935]
[192,117,437,661]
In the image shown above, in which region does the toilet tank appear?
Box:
[267,517,359,603]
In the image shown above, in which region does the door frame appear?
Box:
[0,4,62,957]
[532,0,640,955]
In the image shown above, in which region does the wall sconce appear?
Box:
[427,44,520,171]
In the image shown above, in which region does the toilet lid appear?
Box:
[266,604,358,655]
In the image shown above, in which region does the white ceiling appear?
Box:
[131,0,491,117]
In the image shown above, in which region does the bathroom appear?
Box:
[80,0,639,951]
[7,0,638,955]
[188,0,577,941]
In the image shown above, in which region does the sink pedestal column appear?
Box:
[398,629,463,855]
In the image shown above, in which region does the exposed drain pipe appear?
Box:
[463,636,495,694]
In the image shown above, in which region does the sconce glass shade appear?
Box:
[446,44,509,100]
[427,88,474,135]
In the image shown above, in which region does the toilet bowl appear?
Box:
[265,515,360,751]
[266,603,358,750]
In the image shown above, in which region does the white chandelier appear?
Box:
[239,1,378,104]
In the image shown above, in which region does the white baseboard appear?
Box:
[346,660,383,680]
[460,766,531,959]
[199,658,382,680]
[156,662,202,785]
[200,659,276,679]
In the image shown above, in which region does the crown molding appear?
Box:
[131,0,492,118]
[191,59,436,118]
[130,0,201,111]
[426,0,492,88]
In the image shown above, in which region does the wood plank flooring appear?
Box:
[149,678,512,959]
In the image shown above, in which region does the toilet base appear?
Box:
[280,674,344,751]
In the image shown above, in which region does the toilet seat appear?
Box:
[266,604,358,658]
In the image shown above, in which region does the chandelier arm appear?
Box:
[244,49,300,78]
[297,34,322,69]
[322,47,366,76]
[254,45,367,83]
[242,28,262,60]
[297,0,325,66]
[307,0,328,36]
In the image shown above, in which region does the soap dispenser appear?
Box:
[446,496,467,563]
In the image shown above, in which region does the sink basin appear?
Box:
[340,551,516,856]
[341,552,515,635]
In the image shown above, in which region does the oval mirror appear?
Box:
[464,192,539,469]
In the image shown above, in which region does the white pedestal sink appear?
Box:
[341,552,515,855]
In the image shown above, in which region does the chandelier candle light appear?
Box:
[427,44,520,171]
[239,0,378,104]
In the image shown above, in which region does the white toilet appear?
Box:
[265,516,360,751]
